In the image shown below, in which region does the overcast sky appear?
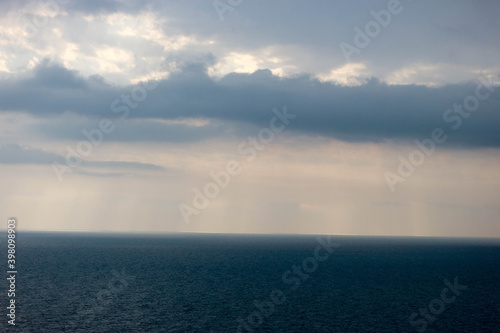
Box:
[1,0,499,237]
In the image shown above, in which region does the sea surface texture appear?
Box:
[1,233,499,332]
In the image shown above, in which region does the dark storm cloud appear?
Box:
[1,61,499,147]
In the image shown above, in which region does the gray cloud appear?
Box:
[0,143,165,171]
[64,0,124,15]
[1,61,499,147]
[1,0,500,237]
[0,142,61,164]
[31,112,237,143]
[74,170,141,178]
[2,0,499,86]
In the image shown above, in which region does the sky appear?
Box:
[1,0,499,237]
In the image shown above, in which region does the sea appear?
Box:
[1,232,499,332]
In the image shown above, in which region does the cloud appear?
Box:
[83,160,164,171]
[74,170,140,178]
[0,143,165,171]
[1,0,500,237]
[0,142,61,164]
[2,0,499,86]
[31,111,236,143]
[1,61,499,147]
[64,0,124,15]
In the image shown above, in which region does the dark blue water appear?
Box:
[1,233,500,332]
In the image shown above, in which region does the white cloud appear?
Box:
[317,63,369,86]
